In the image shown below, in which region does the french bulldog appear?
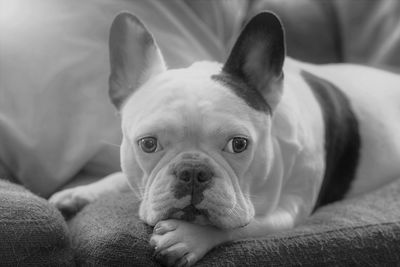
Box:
[50,12,400,266]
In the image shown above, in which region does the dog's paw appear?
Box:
[149,219,225,266]
[48,185,98,217]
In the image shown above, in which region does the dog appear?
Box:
[49,11,400,266]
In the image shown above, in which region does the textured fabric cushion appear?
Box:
[69,178,400,266]
[0,180,73,266]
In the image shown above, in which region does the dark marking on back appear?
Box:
[301,70,361,211]
[212,73,272,114]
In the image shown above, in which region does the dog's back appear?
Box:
[288,59,400,197]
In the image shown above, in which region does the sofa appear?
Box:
[2,176,400,266]
[1,0,400,265]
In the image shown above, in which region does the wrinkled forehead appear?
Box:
[121,62,267,130]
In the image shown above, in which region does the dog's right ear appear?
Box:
[109,12,167,110]
[221,12,285,112]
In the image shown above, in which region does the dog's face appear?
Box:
[109,12,285,229]
[120,62,269,229]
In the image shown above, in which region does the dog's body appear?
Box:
[50,12,400,266]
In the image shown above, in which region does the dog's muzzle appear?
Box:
[168,158,215,223]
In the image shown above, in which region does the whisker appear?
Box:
[242,193,260,199]
[242,193,265,204]
[100,140,121,148]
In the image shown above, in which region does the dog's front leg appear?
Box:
[149,201,300,267]
[49,172,130,216]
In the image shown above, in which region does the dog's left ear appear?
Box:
[109,12,167,110]
[223,12,285,111]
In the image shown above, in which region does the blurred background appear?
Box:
[0,0,399,197]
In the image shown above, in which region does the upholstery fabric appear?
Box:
[69,178,400,266]
[0,180,73,266]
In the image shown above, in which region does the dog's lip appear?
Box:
[167,205,209,222]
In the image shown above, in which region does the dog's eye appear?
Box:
[224,137,249,153]
[138,137,159,153]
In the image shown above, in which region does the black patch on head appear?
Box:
[301,70,361,211]
[213,12,285,114]
[211,73,272,114]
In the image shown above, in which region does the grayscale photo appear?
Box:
[0,0,399,266]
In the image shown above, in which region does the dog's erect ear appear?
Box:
[109,12,167,109]
[222,12,285,111]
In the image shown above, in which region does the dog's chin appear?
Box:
[139,184,254,229]
[168,205,252,229]
[142,202,252,229]
[167,205,212,226]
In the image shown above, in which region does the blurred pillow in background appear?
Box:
[250,0,400,71]
[0,0,246,197]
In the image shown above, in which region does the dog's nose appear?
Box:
[176,164,213,184]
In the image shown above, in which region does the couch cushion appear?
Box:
[69,178,400,266]
[0,180,74,266]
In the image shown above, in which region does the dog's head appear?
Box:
[108,12,285,229]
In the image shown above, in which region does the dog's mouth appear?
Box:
[167,205,210,225]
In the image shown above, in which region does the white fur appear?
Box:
[49,13,400,267]
[49,56,400,267]
[121,62,262,228]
